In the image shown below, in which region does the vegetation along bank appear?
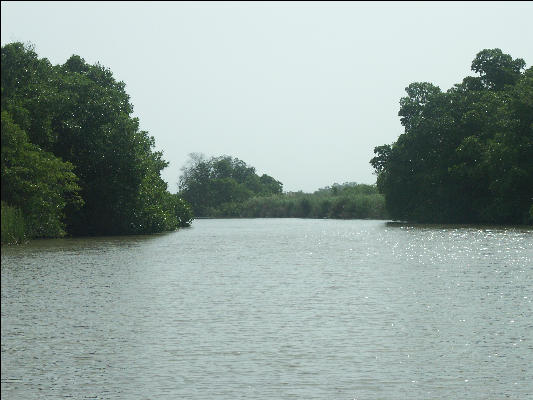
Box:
[1,43,192,244]
[371,49,533,225]
[2,46,531,243]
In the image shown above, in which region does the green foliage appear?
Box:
[471,48,526,90]
[371,49,532,225]
[198,182,387,220]
[1,201,26,244]
[178,153,283,216]
[131,169,193,233]
[1,42,193,238]
[1,110,82,238]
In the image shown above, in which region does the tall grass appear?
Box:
[1,201,27,244]
[237,192,387,219]
[203,183,389,220]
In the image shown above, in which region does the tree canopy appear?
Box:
[178,153,283,217]
[1,42,192,240]
[371,49,533,225]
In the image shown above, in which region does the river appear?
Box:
[1,219,532,399]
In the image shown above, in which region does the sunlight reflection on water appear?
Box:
[2,219,532,399]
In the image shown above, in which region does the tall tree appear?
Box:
[179,153,283,216]
[371,49,532,224]
[1,42,192,237]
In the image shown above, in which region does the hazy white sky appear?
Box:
[2,1,532,192]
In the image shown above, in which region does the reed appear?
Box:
[1,202,27,244]
[206,190,388,220]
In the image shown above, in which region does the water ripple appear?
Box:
[2,219,532,399]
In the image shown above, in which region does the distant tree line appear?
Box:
[228,182,387,219]
[371,49,533,225]
[1,42,192,243]
[178,153,283,216]
[178,155,388,220]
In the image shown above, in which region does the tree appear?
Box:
[178,153,283,216]
[371,49,532,225]
[1,42,192,237]
[471,48,525,90]
[1,111,82,237]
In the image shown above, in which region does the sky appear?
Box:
[2,1,533,193]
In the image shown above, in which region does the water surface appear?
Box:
[2,219,532,399]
